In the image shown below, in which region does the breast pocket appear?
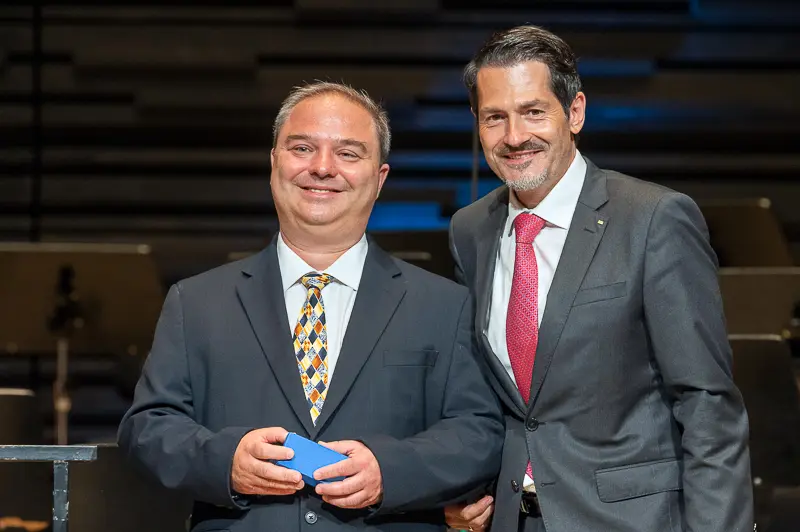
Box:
[383,349,439,367]
[572,281,627,307]
[376,349,438,434]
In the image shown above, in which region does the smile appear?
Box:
[299,185,342,196]
[503,151,541,161]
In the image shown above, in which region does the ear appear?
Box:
[568,92,586,135]
[270,148,276,169]
[375,163,390,198]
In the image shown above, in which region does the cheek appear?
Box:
[339,167,375,195]
[480,131,502,155]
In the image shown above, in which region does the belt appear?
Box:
[519,491,542,517]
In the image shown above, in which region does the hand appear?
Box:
[231,427,304,496]
[313,440,383,509]
[444,495,494,532]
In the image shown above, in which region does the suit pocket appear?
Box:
[383,349,438,367]
[572,281,627,307]
[595,457,683,503]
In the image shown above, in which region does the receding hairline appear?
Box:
[273,86,389,162]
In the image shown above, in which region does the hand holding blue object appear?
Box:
[275,433,348,486]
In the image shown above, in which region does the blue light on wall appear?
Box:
[368,202,451,231]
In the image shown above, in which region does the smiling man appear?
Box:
[118,81,503,532]
[445,26,754,532]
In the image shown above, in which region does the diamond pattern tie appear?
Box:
[292,272,335,425]
[507,212,547,478]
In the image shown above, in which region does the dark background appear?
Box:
[1,1,799,530]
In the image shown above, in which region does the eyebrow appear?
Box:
[479,99,550,116]
[284,134,368,152]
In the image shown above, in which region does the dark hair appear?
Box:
[463,25,582,118]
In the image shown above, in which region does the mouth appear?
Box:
[297,184,342,196]
[501,150,542,165]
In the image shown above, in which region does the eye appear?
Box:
[484,114,503,123]
[291,145,312,154]
[339,151,359,160]
[526,109,544,117]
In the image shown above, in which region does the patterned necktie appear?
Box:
[292,272,335,425]
[506,212,546,478]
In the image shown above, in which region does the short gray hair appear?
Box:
[272,81,391,164]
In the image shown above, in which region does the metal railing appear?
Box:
[0,445,98,532]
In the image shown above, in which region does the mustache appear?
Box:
[496,140,547,157]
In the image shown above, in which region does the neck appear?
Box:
[513,146,577,209]
[280,227,362,271]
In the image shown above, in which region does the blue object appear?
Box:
[275,433,348,486]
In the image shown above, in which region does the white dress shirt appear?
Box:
[277,233,368,383]
[486,151,587,489]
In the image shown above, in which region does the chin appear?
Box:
[301,213,337,227]
[503,170,549,192]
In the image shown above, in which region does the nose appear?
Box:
[503,114,530,148]
[308,148,336,179]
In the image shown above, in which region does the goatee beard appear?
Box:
[503,169,549,192]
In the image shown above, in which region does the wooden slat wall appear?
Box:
[1,2,799,282]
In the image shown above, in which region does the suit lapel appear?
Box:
[310,243,406,438]
[528,160,609,409]
[236,240,316,436]
[475,188,527,417]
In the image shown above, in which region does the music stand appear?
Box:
[699,198,794,267]
[718,267,800,336]
[0,242,165,444]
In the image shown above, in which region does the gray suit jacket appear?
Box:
[449,157,754,532]
[118,236,504,531]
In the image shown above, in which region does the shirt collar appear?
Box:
[507,149,587,234]
[276,232,368,293]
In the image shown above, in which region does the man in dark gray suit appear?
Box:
[118,81,504,531]
[444,26,754,532]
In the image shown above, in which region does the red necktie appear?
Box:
[506,212,546,478]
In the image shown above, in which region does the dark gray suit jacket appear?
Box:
[449,157,754,532]
[117,237,504,532]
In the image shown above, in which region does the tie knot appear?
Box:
[300,272,335,290]
[513,212,546,244]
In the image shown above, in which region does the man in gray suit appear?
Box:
[118,81,504,531]
[444,26,754,532]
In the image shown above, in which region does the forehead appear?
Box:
[475,61,556,107]
[282,93,377,144]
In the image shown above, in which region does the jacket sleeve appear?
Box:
[642,192,754,531]
[117,284,255,509]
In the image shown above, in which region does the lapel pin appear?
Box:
[597,220,604,225]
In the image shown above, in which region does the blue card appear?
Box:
[275,433,348,486]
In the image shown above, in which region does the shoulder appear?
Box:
[393,257,469,304]
[451,185,506,235]
[173,250,262,298]
[596,165,701,223]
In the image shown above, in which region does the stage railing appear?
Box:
[0,445,98,532]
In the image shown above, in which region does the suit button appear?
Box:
[511,479,520,493]
[305,511,318,524]
[526,417,540,431]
